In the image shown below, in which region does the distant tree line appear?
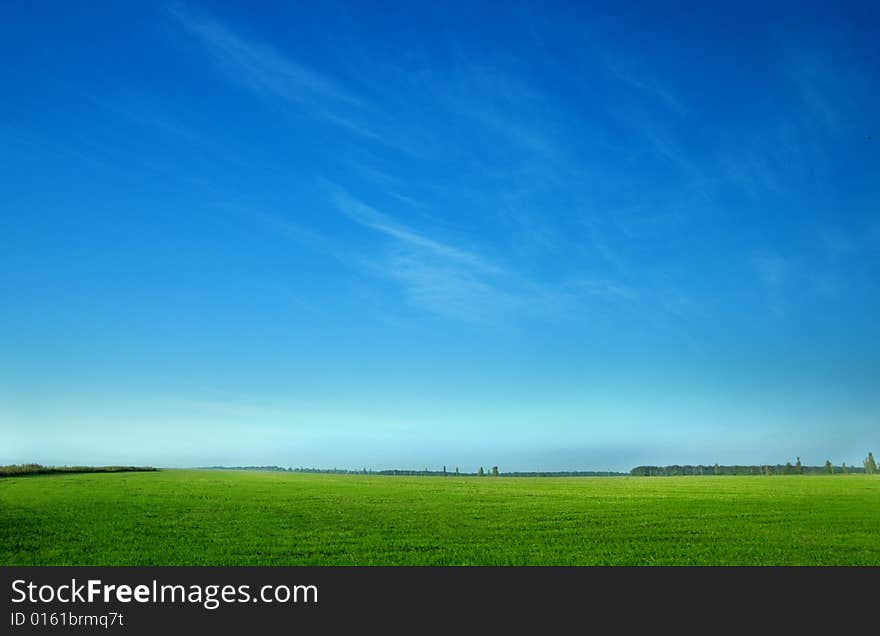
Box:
[6,456,874,479]
[631,460,872,476]
[199,453,878,478]
[0,464,157,478]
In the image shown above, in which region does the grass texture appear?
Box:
[2,470,878,565]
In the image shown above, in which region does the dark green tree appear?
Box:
[796,457,802,474]
[478,467,484,476]
[825,460,833,474]
[713,463,720,475]
[866,452,876,475]
[491,466,499,476]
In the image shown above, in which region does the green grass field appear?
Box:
[2,470,878,565]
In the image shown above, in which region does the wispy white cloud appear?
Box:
[776,31,876,141]
[581,216,632,277]
[782,50,843,136]
[383,255,521,322]
[325,182,501,275]
[454,100,565,163]
[168,5,379,138]
[568,277,638,302]
[419,53,571,167]
[717,144,786,200]
[170,6,358,104]
[340,158,437,216]
[322,183,545,322]
[603,55,687,117]
[236,206,331,250]
[322,184,656,325]
[635,122,710,191]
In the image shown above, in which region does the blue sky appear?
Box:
[1,1,878,471]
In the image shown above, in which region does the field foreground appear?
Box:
[2,470,879,565]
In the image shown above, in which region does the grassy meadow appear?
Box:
[2,469,878,565]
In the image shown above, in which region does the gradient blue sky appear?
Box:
[1,1,878,471]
